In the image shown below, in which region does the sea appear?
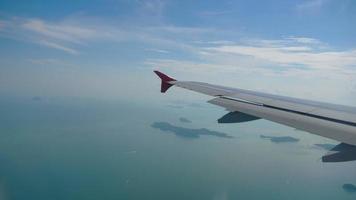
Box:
[0,96,355,200]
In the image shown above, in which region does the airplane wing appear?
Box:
[154,71,356,162]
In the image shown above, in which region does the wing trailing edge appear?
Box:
[218,111,260,123]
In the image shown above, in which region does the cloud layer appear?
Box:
[0,12,355,103]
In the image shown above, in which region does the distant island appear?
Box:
[342,184,356,193]
[260,135,300,143]
[32,96,42,101]
[151,122,233,139]
[179,117,192,123]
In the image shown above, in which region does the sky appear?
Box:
[0,0,356,105]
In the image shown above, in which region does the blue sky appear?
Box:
[0,0,355,104]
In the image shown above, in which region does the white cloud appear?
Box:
[296,0,329,13]
[243,37,324,47]
[278,46,312,52]
[0,16,210,55]
[38,40,79,55]
[193,40,236,45]
[287,36,322,45]
[145,58,234,72]
[203,38,356,70]
[143,36,356,104]
[145,48,170,53]
[22,19,99,44]
[1,15,356,103]
[2,16,355,76]
[137,0,166,13]
[148,25,214,35]
[0,17,99,55]
[134,0,167,23]
[208,45,356,69]
[198,10,233,17]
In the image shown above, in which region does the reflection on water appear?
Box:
[151,122,233,139]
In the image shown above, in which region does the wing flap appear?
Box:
[322,143,356,162]
[218,111,260,123]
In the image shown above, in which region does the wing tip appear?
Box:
[154,70,176,93]
[154,70,176,82]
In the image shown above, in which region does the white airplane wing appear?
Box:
[154,71,356,162]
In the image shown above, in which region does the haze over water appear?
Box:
[1,95,356,200]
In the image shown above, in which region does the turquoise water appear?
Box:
[0,97,356,200]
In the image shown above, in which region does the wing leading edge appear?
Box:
[154,71,356,160]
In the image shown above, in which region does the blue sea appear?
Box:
[0,97,356,200]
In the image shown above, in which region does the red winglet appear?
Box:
[154,70,176,93]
